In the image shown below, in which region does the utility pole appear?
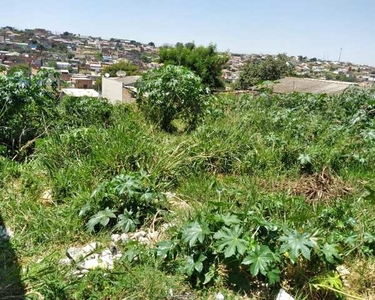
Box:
[338,47,343,62]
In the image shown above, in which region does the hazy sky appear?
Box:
[1,0,374,65]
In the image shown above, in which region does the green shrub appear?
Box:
[81,171,167,233]
[136,65,211,131]
[159,43,229,89]
[0,69,59,157]
[235,54,293,90]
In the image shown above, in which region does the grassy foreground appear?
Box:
[1,89,375,299]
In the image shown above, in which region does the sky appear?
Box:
[1,0,374,65]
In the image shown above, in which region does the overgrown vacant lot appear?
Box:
[1,88,375,299]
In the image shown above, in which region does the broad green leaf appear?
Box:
[182,254,206,276]
[140,191,157,203]
[311,271,343,290]
[115,210,139,233]
[79,203,91,217]
[203,265,216,285]
[86,207,116,232]
[214,213,241,226]
[242,245,274,276]
[112,174,142,197]
[279,230,315,262]
[183,256,195,276]
[298,153,311,165]
[156,240,174,258]
[124,247,141,262]
[321,243,341,264]
[194,253,206,273]
[267,268,281,285]
[181,221,210,247]
[214,225,247,258]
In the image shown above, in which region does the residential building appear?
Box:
[56,62,71,69]
[102,76,141,104]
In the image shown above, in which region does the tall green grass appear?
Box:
[1,88,375,299]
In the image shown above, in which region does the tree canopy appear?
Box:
[235,54,293,90]
[136,65,210,132]
[7,64,31,77]
[158,43,229,89]
[102,61,139,77]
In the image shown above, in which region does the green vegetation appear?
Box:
[0,70,58,157]
[1,69,375,299]
[7,64,31,76]
[136,65,211,131]
[326,72,357,82]
[102,60,139,77]
[236,54,293,90]
[159,43,229,89]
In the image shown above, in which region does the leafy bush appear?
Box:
[159,43,229,89]
[0,69,59,157]
[81,171,167,233]
[7,64,31,77]
[136,65,211,131]
[235,54,293,90]
[155,201,343,293]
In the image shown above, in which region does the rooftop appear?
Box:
[268,77,357,95]
[106,75,141,86]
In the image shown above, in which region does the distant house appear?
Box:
[59,70,71,81]
[71,75,93,89]
[60,88,99,98]
[90,63,102,73]
[102,76,141,104]
[56,62,71,69]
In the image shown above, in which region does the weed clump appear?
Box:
[292,167,353,203]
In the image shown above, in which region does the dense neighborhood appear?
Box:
[1,26,375,100]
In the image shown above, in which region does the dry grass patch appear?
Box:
[345,259,375,299]
[259,167,354,203]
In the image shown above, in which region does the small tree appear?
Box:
[235,54,293,90]
[136,65,210,131]
[159,43,229,89]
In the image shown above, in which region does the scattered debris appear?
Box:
[39,189,53,204]
[0,225,14,241]
[276,289,294,300]
[60,229,162,277]
[111,230,160,245]
[59,241,121,277]
[336,265,350,277]
[336,265,351,287]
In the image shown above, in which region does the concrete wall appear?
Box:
[102,77,123,104]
